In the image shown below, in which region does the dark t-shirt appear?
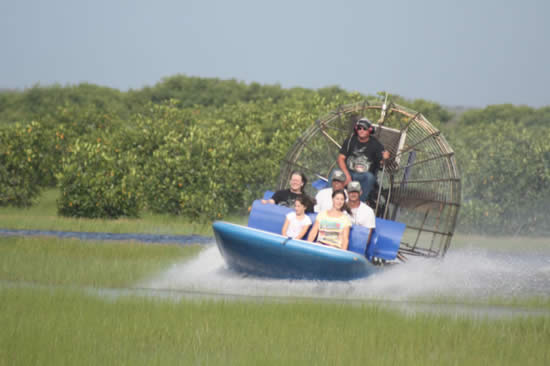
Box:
[271,189,314,213]
[339,135,385,174]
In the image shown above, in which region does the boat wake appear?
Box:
[142,243,550,302]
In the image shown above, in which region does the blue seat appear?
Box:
[366,218,405,261]
[248,200,405,261]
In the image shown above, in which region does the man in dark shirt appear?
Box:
[337,118,390,202]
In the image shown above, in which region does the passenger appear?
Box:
[347,181,376,244]
[281,195,313,239]
[337,117,390,202]
[307,189,352,250]
[314,168,347,213]
[261,171,314,212]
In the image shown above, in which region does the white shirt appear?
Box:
[285,212,312,239]
[349,202,376,229]
[314,188,348,213]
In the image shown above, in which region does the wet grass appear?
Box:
[2,286,549,365]
[1,234,549,364]
[0,236,202,288]
[405,294,550,311]
[452,233,550,252]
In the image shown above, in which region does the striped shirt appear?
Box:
[316,210,352,248]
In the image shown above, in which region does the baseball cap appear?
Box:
[347,181,361,193]
[331,169,346,182]
[357,118,371,129]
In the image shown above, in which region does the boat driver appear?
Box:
[337,117,390,202]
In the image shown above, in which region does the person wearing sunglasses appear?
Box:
[337,118,390,202]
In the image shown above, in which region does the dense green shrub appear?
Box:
[3,76,550,234]
[0,83,129,125]
[129,103,278,219]
[57,138,141,218]
[140,124,268,219]
[0,121,48,206]
[53,95,344,220]
[450,115,550,235]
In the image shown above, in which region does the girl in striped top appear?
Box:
[307,189,352,250]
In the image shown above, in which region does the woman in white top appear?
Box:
[281,196,312,239]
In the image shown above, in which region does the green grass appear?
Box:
[451,233,550,251]
[1,190,549,364]
[1,234,549,365]
[0,188,247,236]
[407,293,550,311]
[0,236,202,287]
[2,189,548,251]
[2,286,549,366]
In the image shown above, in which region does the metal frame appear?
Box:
[278,100,462,259]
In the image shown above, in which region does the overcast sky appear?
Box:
[1,0,548,107]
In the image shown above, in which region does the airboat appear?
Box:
[213,97,461,280]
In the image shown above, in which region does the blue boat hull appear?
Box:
[213,221,377,280]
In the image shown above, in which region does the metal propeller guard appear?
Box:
[278,99,461,259]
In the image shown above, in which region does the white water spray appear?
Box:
[142,242,550,302]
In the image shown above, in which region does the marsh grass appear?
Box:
[0,236,202,287]
[1,234,549,365]
[0,188,246,236]
[3,189,548,250]
[2,286,549,366]
[451,233,550,251]
[2,190,550,364]
[3,189,548,249]
[403,294,550,311]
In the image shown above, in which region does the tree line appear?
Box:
[1,75,549,235]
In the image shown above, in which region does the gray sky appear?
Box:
[1,0,549,107]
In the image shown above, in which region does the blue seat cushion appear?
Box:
[248,199,405,260]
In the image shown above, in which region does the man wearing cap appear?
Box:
[347,181,376,240]
[313,168,347,213]
[337,117,390,202]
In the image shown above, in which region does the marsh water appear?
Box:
[143,244,550,299]
[140,241,550,318]
[2,229,549,318]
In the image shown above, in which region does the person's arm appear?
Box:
[337,153,352,186]
[307,220,320,242]
[313,191,322,213]
[341,225,351,251]
[378,140,390,165]
[281,217,290,236]
[366,228,373,246]
[266,190,284,205]
[379,150,390,166]
[296,224,311,240]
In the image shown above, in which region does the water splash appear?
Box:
[142,242,550,302]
